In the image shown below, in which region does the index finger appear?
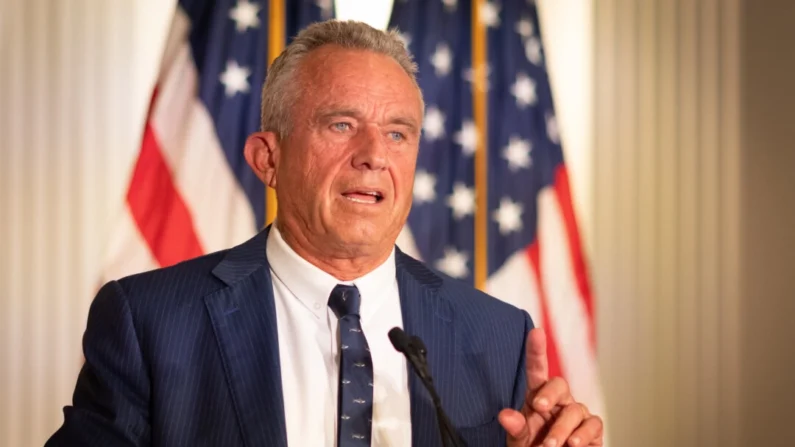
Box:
[526,327,548,394]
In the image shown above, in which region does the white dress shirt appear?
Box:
[266,225,412,446]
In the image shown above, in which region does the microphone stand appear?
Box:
[389,327,466,447]
[401,333,466,447]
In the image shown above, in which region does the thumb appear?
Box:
[498,409,529,445]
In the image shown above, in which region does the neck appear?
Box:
[275,221,392,281]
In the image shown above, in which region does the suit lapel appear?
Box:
[204,229,287,447]
[203,238,458,447]
[396,250,458,447]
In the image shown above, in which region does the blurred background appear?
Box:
[1,0,793,445]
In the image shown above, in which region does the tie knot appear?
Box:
[328,284,361,318]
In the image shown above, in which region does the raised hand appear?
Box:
[498,328,603,446]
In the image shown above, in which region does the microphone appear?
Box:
[388,327,466,447]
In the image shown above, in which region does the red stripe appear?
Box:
[526,242,563,379]
[126,91,204,267]
[553,165,596,348]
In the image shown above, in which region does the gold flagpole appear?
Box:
[472,0,488,291]
[265,0,284,225]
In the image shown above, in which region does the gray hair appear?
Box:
[260,20,424,138]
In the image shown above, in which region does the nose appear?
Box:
[351,125,388,171]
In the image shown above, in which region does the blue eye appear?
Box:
[333,122,351,132]
[388,131,404,141]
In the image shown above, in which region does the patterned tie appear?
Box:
[328,284,373,446]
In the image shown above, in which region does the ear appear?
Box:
[244,131,280,188]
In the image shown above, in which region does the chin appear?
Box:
[333,220,394,251]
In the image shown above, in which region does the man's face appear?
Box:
[273,45,423,258]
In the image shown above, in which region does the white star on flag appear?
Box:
[525,37,543,65]
[479,2,501,28]
[447,182,476,219]
[511,72,537,108]
[423,106,446,141]
[413,170,437,204]
[397,32,412,49]
[220,60,251,97]
[546,112,561,144]
[430,43,453,77]
[229,0,261,33]
[502,136,532,171]
[464,64,492,92]
[516,18,535,39]
[453,120,478,156]
[493,197,524,235]
[442,0,458,11]
[435,247,469,279]
[316,0,333,19]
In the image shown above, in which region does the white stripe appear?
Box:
[486,250,542,329]
[537,186,607,421]
[99,204,159,281]
[156,8,192,88]
[150,9,257,253]
[396,225,422,260]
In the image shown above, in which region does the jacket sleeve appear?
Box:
[46,280,151,446]
[510,310,535,411]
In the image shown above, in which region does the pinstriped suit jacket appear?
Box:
[47,228,534,446]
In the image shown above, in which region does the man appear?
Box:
[48,20,603,446]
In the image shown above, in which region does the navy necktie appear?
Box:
[328,284,373,446]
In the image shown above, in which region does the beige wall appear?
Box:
[594,0,795,446]
[740,1,795,444]
[0,1,174,445]
[593,0,742,445]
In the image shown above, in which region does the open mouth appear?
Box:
[342,190,384,204]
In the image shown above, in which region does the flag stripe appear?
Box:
[526,242,563,379]
[485,250,542,331]
[100,205,160,281]
[553,166,596,347]
[536,184,607,423]
[128,108,205,267]
[150,14,258,254]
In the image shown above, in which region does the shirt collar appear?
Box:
[266,223,396,320]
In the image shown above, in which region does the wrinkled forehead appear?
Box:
[293,45,424,117]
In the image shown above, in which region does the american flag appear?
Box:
[388,0,606,424]
[100,0,327,277]
[101,0,606,433]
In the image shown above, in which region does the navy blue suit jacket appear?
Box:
[48,229,534,446]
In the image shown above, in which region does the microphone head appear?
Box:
[410,335,427,356]
[388,327,411,353]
